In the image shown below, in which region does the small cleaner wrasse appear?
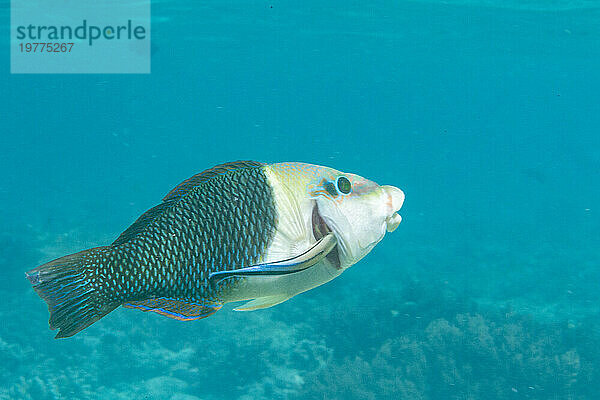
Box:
[26,161,405,338]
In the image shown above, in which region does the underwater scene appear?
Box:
[1,0,600,398]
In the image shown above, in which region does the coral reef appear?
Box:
[1,228,599,399]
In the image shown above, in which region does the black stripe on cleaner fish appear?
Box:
[26,161,405,338]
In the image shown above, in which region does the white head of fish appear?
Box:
[308,169,405,269]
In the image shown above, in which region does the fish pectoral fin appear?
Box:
[123,298,222,321]
[233,295,291,311]
[209,233,337,286]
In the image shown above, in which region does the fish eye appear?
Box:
[323,181,338,197]
[336,176,352,194]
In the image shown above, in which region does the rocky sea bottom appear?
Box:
[1,226,599,400]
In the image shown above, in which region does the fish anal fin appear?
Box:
[233,295,290,311]
[124,298,222,321]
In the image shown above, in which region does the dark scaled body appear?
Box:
[27,161,279,338]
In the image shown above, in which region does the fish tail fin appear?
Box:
[26,247,117,339]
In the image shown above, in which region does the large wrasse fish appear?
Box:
[26,161,405,338]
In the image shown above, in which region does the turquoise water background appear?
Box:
[1,0,600,398]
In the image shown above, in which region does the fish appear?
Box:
[26,161,405,338]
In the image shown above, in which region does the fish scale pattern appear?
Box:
[96,162,278,305]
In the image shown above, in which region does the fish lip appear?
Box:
[311,203,341,270]
[381,185,405,214]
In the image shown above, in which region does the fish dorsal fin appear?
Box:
[123,298,222,321]
[112,160,264,246]
[112,202,172,246]
[162,160,264,202]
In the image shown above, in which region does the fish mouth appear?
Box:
[312,204,341,270]
[381,185,404,232]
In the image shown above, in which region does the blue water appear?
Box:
[1,0,600,398]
